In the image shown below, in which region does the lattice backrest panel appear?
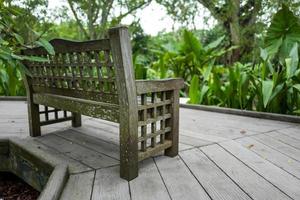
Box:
[24,39,119,104]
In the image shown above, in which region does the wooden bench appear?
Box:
[22,26,184,181]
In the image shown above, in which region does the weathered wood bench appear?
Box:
[22,26,184,180]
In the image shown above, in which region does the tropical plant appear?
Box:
[187,5,300,115]
[150,29,231,81]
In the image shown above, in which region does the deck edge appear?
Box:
[180,103,300,124]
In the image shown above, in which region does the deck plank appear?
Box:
[154,155,210,200]
[265,131,300,150]
[36,133,119,169]
[201,144,291,200]
[180,129,228,143]
[220,140,300,200]
[129,158,171,200]
[60,171,95,200]
[1,101,300,200]
[92,166,130,200]
[179,135,214,147]
[180,108,292,133]
[253,134,300,162]
[236,137,300,179]
[54,129,120,160]
[276,126,300,140]
[178,142,194,151]
[74,125,119,145]
[180,148,251,200]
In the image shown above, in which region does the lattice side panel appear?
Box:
[137,90,173,159]
[39,105,72,126]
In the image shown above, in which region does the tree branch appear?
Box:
[100,0,114,25]
[117,0,152,21]
[196,0,226,22]
[67,0,89,39]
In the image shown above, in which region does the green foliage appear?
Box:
[183,5,300,115]
[1,0,300,116]
[0,1,54,96]
[147,29,230,82]
[134,5,300,115]
[265,5,300,61]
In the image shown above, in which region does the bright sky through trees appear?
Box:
[48,0,216,35]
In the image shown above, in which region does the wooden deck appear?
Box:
[1,100,300,200]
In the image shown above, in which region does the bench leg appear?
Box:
[119,127,138,181]
[71,113,82,127]
[165,90,179,157]
[27,102,41,137]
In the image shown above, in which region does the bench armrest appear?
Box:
[135,78,184,94]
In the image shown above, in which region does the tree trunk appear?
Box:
[228,0,241,64]
[229,20,241,63]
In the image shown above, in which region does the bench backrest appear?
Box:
[23,27,137,109]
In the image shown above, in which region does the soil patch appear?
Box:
[0,172,40,200]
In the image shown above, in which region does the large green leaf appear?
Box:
[35,38,55,55]
[294,84,300,92]
[265,5,300,58]
[189,75,200,104]
[286,42,299,79]
[262,80,274,108]
[181,30,203,60]
[199,85,209,104]
[269,83,284,102]
[204,36,225,51]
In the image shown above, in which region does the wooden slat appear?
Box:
[220,140,300,199]
[253,134,300,162]
[32,86,119,104]
[155,155,211,200]
[129,158,171,200]
[92,166,130,200]
[138,127,171,142]
[136,79,184,94]
[138,113,171,126]
[33,93,119,123]
[180,148,251,200]
[60,171,95,200]
[138,100,172,111]
[24,38,111,55]
[201,144,291,200]
[36,133,119,169]
[138,140,172,161]
[165,89,180,156]
[236,137,300,179]
[40,116,73,126]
